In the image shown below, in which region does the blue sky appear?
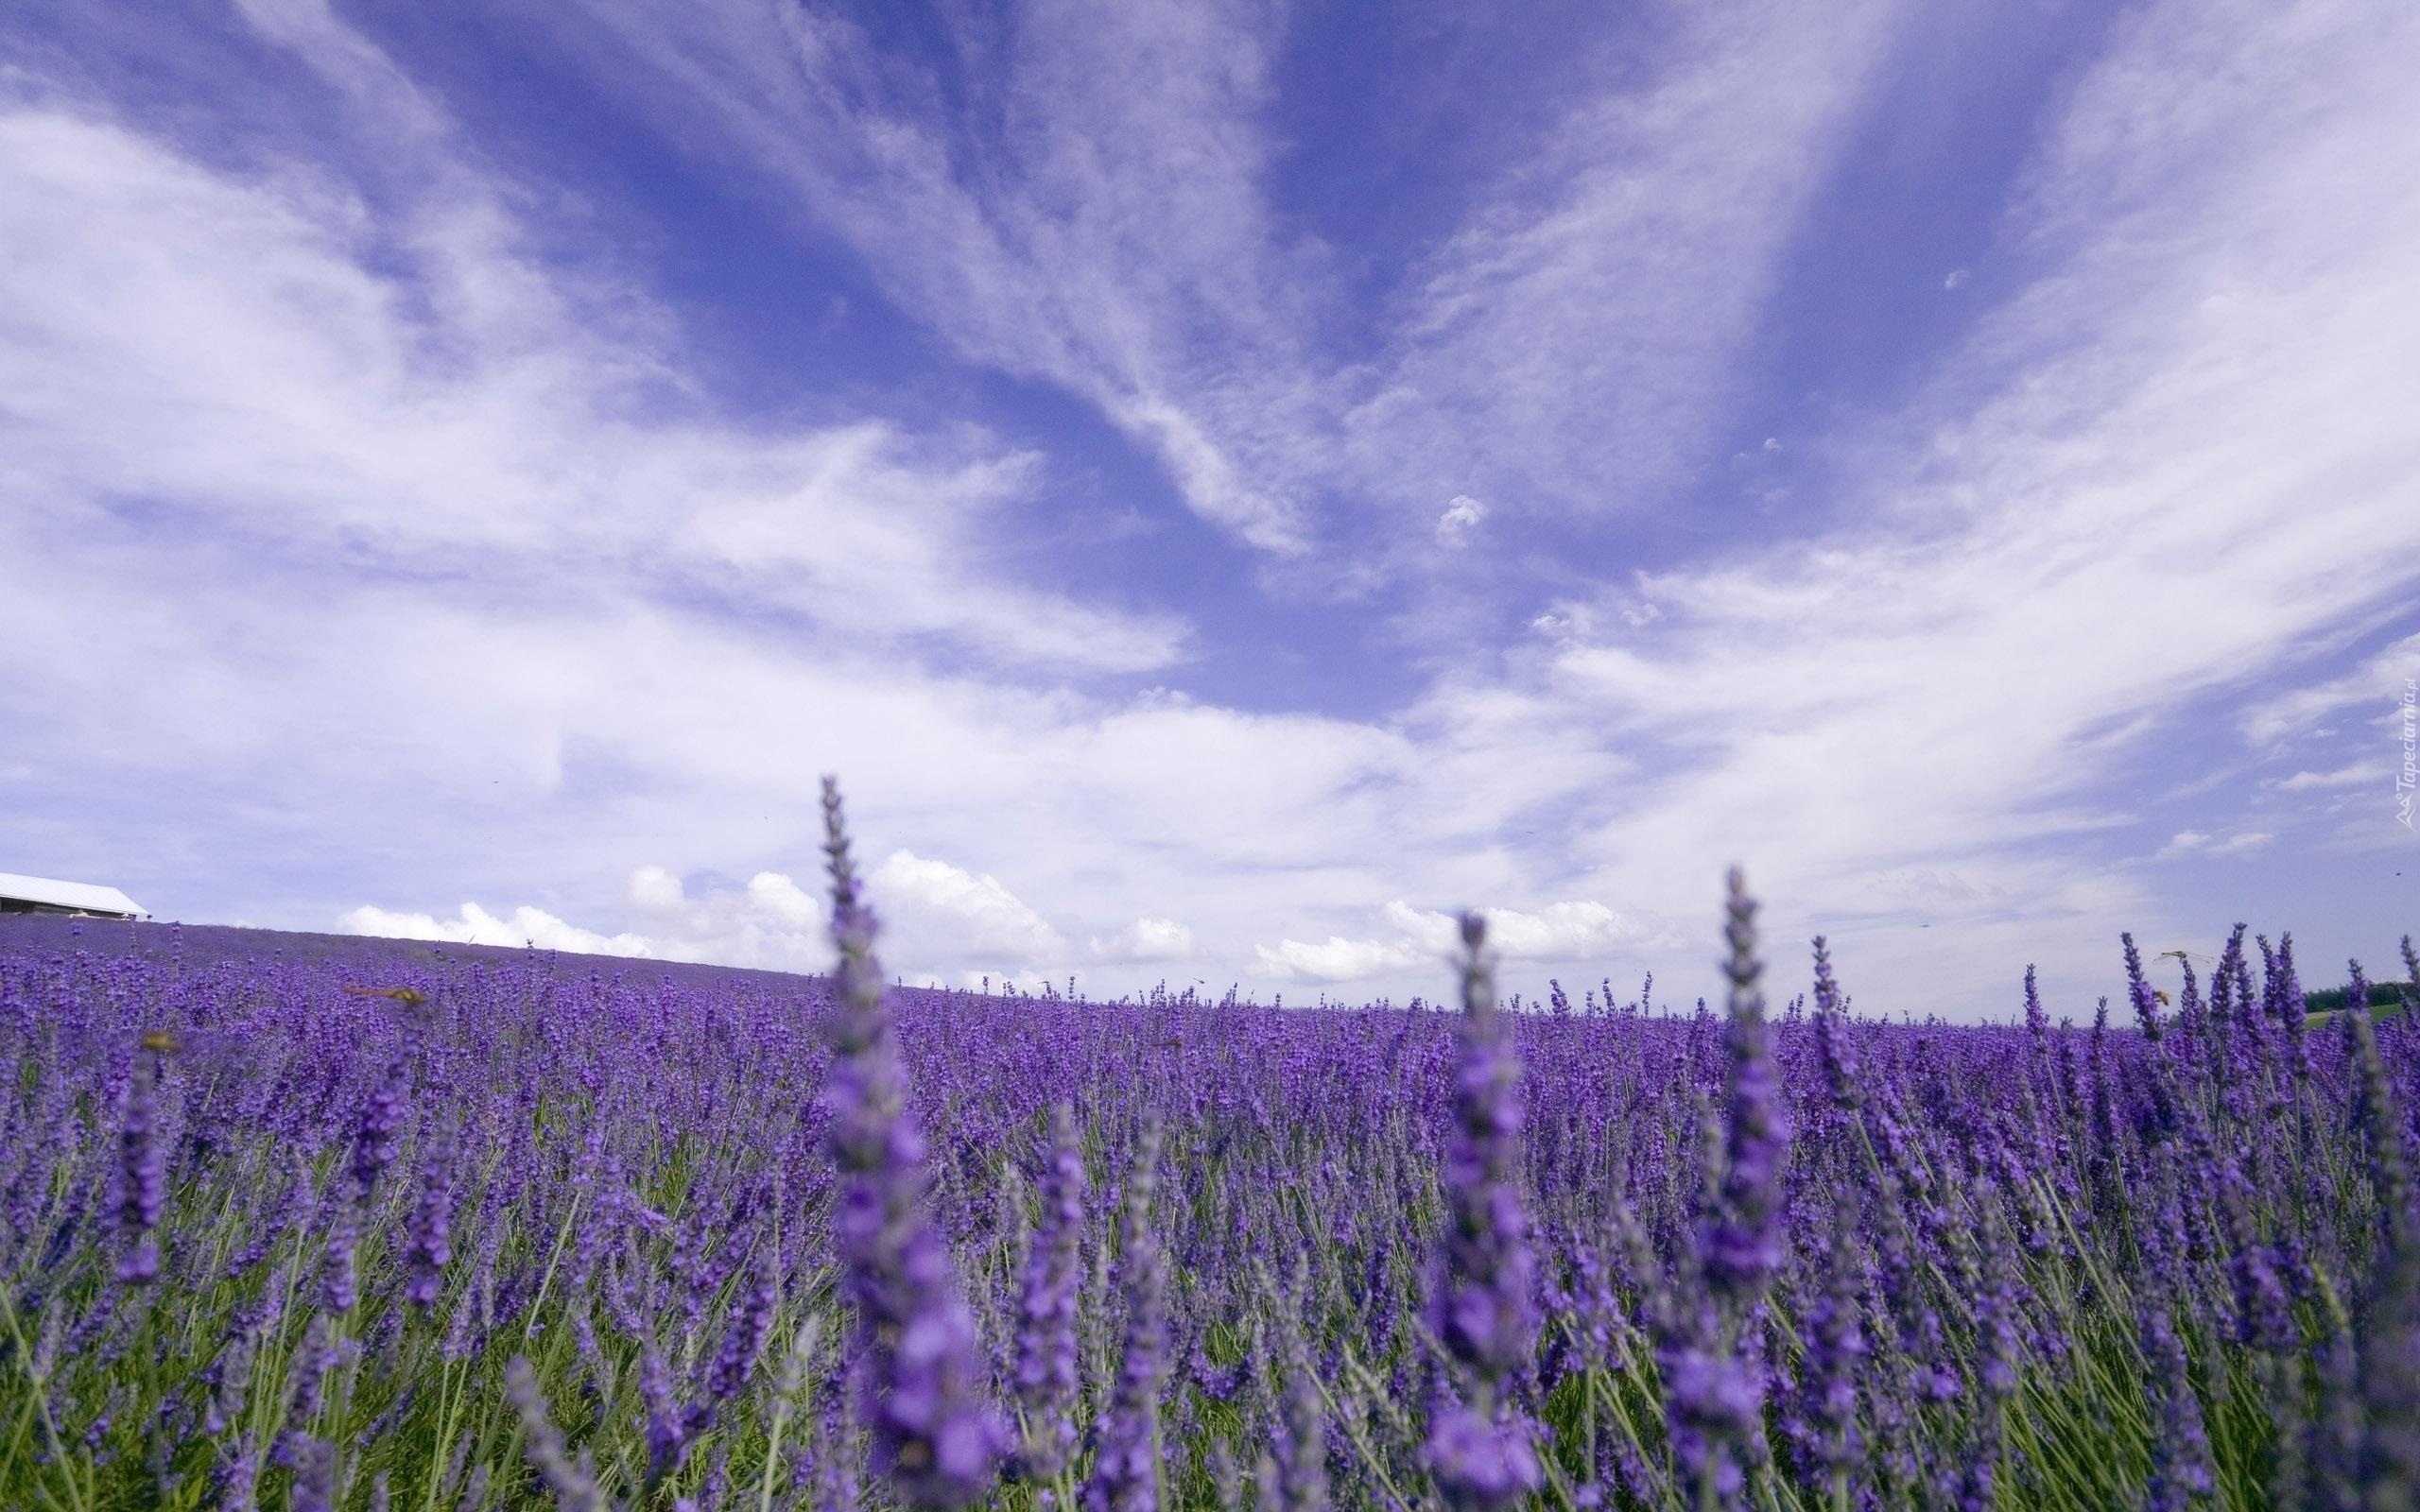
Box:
[2,0,2415,1016]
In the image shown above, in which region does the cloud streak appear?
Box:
[3,0,2414,1018]
[556,0,1913,559]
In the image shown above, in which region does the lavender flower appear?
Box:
[404,1117,458,1307]
[350,1053,408,1201]
[1663,1345,1760,1504]
[701,1258,776,1412]
[821,777,1001,1508]
[1662,868,1793,1510]
[640,1342,689,1484]
[115,1034,168,1284]
[2345,997,2420,1505]
[1790,1195,1867,1495]
[1811,936,1860,1113]
[1085,1116,1168,1512]
[2349,964,2411,1233]
[1425,911,1542,1510]
[320,1198,360,1315]
[1961,1197,2022,1512]
[2122,932,2162,1041]
[1011,1102,1087,1483]
[1425,1399,1544,1512]
[1271,1313,1331,1512]
[1433,912,1538,1384]
[286,1434,336,1512]
[2139,1299,2213,1512]
[1706,868,1790,1306]
[506,1355,606,1512]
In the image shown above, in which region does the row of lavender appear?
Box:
[1,806,2415,1509]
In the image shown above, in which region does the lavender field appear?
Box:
[3,793,2416,1512]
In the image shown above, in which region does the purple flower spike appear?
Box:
[116,1035,169,1284]
[404,1118,458,1308]
[320,1200,360,1315]
[1085,1117,1167,1512]
[1425,1400,1542,1512]
[1811,937,1860,1113]
[1664,1345,1757,1502]
[1705,868,1790,1306]
[821,777,1002,1509]
[2344,989,2420,1503]
[1791,1196,1866,1494]
[2122,932,2162,1040]
[1012,1102,1087,1483]
[1661,868,1792,1509]
[350,1053,409,1201]
[1425,912,1542,1510]
[1272,1312,1331,1512]
[703,1259,777,1409]
[641,1343,688,1483]
[506,1356,607,1512]
[2139,1300,2213,1512]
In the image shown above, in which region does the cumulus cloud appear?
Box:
[1091,917,1196,963]
[337,902,654,957]
[867,850,1065,968]
[1252,934,1421,985]
[343,852,1079,983]
[628,864,684,912]
[1254,899,1670,985]
[746,871,822,929]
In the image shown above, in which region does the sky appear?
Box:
[2,0,2416,1018]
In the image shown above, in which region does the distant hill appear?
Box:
[0,912,823,993]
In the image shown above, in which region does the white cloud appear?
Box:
[1252,934,1420,984]
[2275,762,2392,792]
[0,88,1183,678]
[1255,898,1673,985]
[867,850,1064,968]
[347,857,1066,982]
[337,902,654,957]
[1092,917,1196,963]
[746,870,822,929]
[628,864,684,912]
[2238,632,2420,748]
[1491,0,2420,941]
[1436,494,1488,547]
[2156,831,2275,859]
[344,868,832,971]
[551,0,1911,560]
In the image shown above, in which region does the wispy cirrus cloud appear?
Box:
[554,0,1913,562]
[1464,0,2420,992]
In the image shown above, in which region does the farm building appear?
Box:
[0,871,148,919]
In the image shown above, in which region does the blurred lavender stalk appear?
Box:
[821,776,1002,1508]
[1424,910,1543,1510]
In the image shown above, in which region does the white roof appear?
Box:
[0,871,148,917]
